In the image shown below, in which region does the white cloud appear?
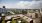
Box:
[0,1,42,9]
[28,1,42,9]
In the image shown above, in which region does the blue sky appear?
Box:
[0,0,40,4]
[0,0,42,9]
[0,0,31,4]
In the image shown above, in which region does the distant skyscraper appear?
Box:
[3,6,5,8]
[2,6,7,14]
[0,6,7,14]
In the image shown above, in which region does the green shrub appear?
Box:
[21,18,28,23]
[11,18,17,23]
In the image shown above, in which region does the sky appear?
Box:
[0,0,42,9]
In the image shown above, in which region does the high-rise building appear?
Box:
[0,6,7,16]
[3,6,5,8]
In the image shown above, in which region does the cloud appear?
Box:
[15,1,42,9]
[29,1,42,9]
[0,1,42,9]
[15,1,31,9]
